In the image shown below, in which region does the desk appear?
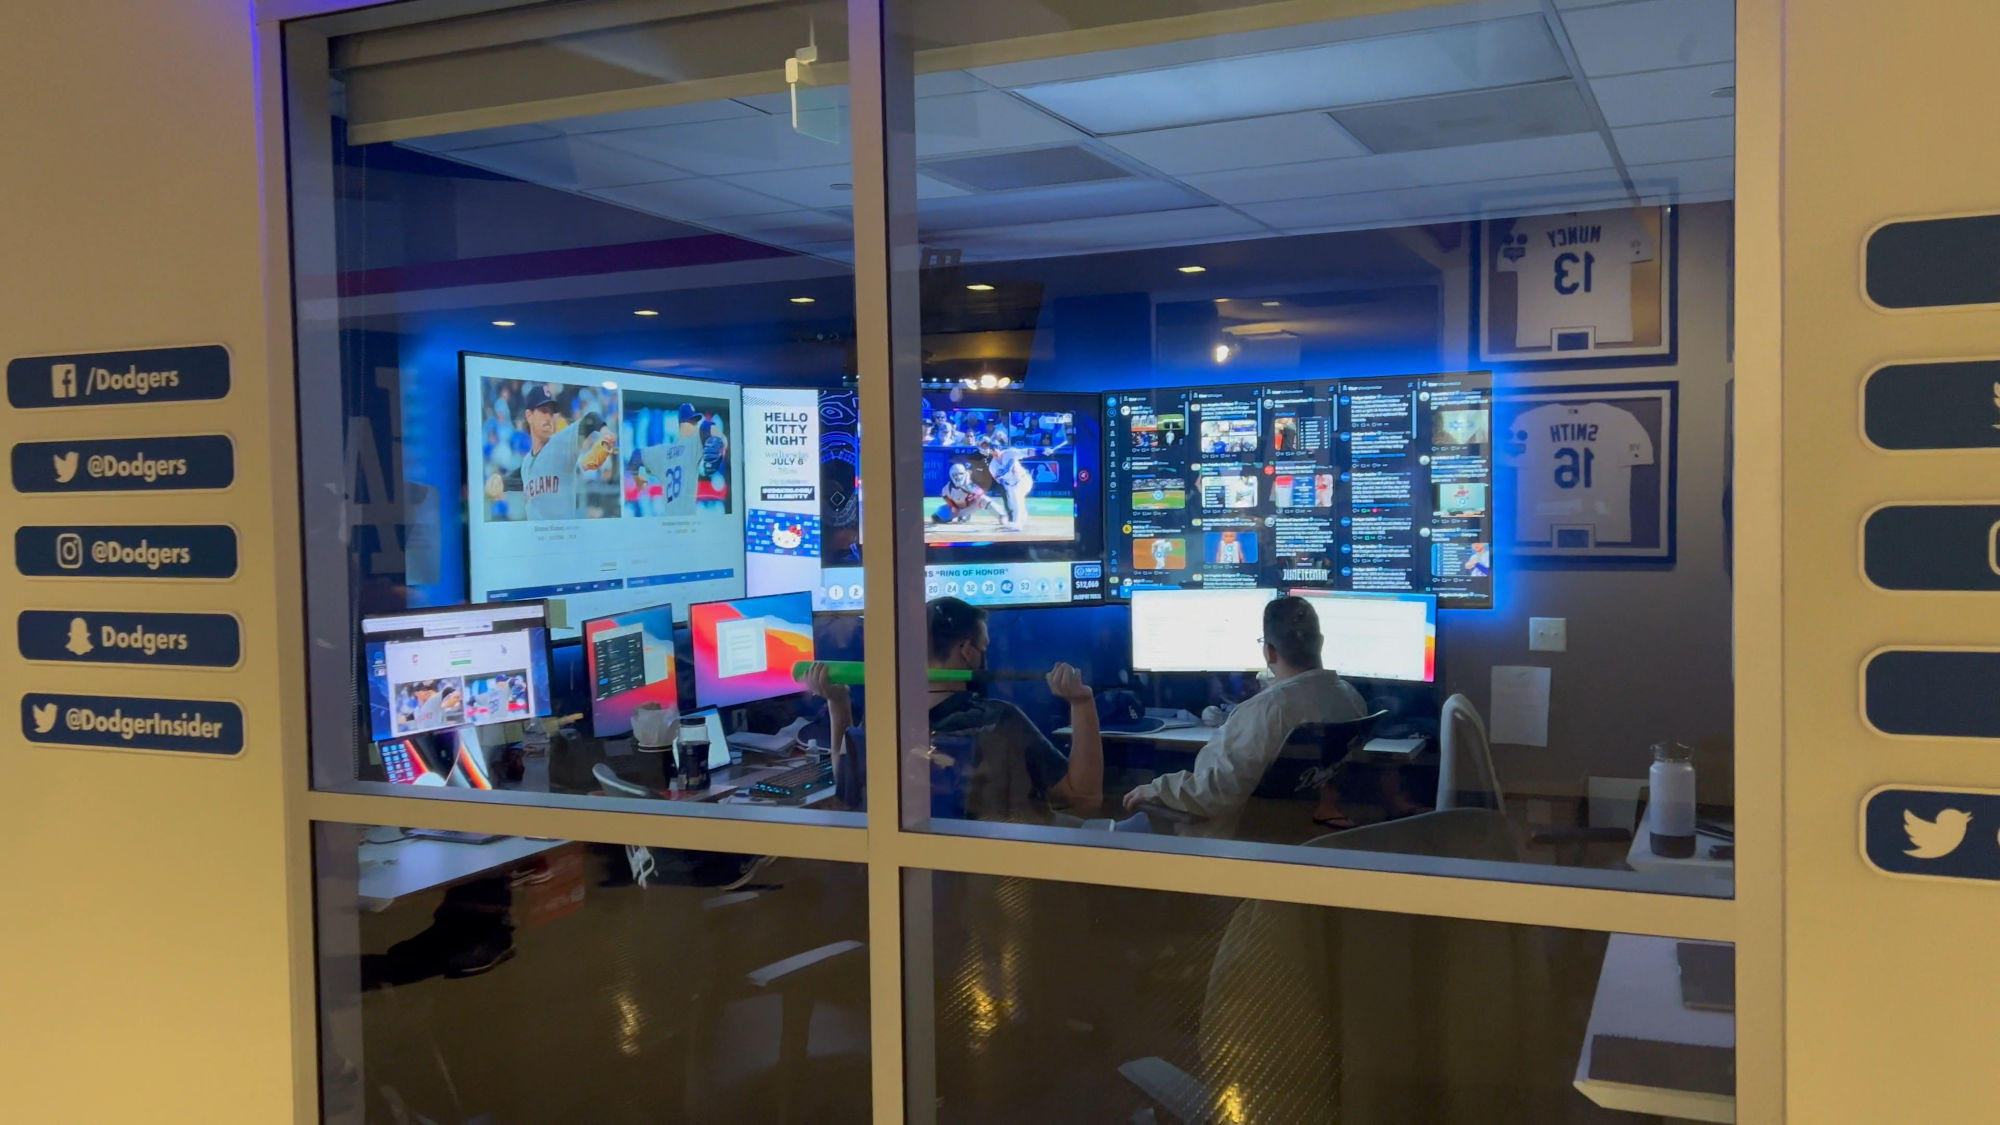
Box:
[1056,724,1216,748]
[357,834,567,911]
[1627,809,1735,880]
[1574,934,1735,1123]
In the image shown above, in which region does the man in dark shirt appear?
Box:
[797,597,1102,820]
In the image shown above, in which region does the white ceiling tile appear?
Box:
[1561,0,1734,77]
[590,178,796,222]
[1101,112,1369,177]
[590,112,851,177]
[1012,16,1567,135]
[1613,116,1733,165]
[914,90,1084,157]
[1628,156,1734,198]
[1588,62,1735,126]
[400,123,562,153]
[1184,133,1612,205]
[1243,166,1642,234]
[726,70,983,117]
[555,99,767,135]
[946,207,1265,260]
[711,164,966,209]
[445,136,691,189]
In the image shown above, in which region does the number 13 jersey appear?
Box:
[1495,209,1654,348]
[1502,402,1653,544]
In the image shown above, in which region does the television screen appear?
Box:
[742,387,865,611]
[688,592,817,709]
[464,353,745,632]
[361,603,552,742]
[582,603,679,738]
[1107,372,1493,608]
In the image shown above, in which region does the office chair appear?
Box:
[1437,693,1504,814]
[1121,809,1563,1124]
[592,761,657,799]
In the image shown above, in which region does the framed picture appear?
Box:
[1475,205,1677,367]
[1494,382,1677,565]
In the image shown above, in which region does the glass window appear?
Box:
[842,0,1737,894]
[316,823,870,1123]
[923,871,1734,1123]
[290,0,866,824]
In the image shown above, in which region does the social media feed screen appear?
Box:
[1106,373,1493,607]
[363,606,552,742]
[918,390,1107,606]
[464,353,747,634]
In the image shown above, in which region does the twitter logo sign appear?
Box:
[8,434,233,494]
[1864,787,2000,881]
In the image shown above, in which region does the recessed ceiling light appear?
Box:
[634,309,659,317]
[1711,85,1736,99]
[789,296,816,304]
[491,320,516,327]
[1178,265,1207,274]
[1261,300,1282,307]
[966,283,995,291]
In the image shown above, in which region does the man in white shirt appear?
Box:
[1121,595,1368,838]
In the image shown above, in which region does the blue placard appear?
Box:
[1863,787,2000,882]
[14,524,238,579]
[1867,215,2000,309]
[1863,504,2000,591]
[20,692,243,756]
[1866,650,2000,737]
[6,345,229,409]
[1865,361,2000,450]
[11,435,233,493]
[17,610,241,668]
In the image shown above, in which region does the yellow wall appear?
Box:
[0,0,302,1120]
[1783,1,2000,1118]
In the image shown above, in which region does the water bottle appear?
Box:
[1648,741,1698,858]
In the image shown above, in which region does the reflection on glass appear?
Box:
[294,0,864,819]
[928,872,1735,1123]
[317,824,869,1123]
[869,0,1736,896]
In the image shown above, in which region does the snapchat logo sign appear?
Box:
[65,617,94,656]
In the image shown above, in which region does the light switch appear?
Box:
[1529,617,1567,652]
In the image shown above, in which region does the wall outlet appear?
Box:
[1529,617,1567,652]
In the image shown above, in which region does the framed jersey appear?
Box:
[1494,382,1677,564]
[1476,205,1676,367]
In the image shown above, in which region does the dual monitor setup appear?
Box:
[358,352,1493,776]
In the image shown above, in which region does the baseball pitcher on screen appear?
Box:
[485,383,617,520]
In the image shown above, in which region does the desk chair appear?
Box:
[1121,809,1563,1124]
[1437,693,1504,814]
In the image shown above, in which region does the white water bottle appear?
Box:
[1648,741,1697,858]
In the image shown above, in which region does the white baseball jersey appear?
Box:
[1503,402,1654,544]
[520,423,594,521]
[1496,210,1654,348]
[1216,538,1245,565]
[635,438,699,517]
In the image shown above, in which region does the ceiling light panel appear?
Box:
[1102,111,1370,177]
[1586,62,1735,127]
[1009,16,1568,136]
[1330,80,1596,153]
[1560,0,1735,77]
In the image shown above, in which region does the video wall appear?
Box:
[463,354,1489,620]
[463,353,746,630]
[1106,372,1493,608]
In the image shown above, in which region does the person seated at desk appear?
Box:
[1121,595,1367,837]
[797,597,1104,821]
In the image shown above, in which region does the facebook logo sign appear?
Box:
[50,364,76,399]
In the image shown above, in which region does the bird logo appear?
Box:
[30,702,58,734]
[64,618,93,656]
[52,450,78,483]
[1904,808,1973,859]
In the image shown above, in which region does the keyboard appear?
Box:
[750,760,834,799]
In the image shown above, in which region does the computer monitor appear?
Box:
[688,591,816,709]
[1129,588,1276,673]
[1291,589,1437,682]
[582,603,679,738]
[361,602,553,742]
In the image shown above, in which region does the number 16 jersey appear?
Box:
[1502,402,1653,544]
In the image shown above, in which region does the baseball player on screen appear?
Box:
[933,460,1004,525]
[486,383,617,520]
[978,436,1033,532]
